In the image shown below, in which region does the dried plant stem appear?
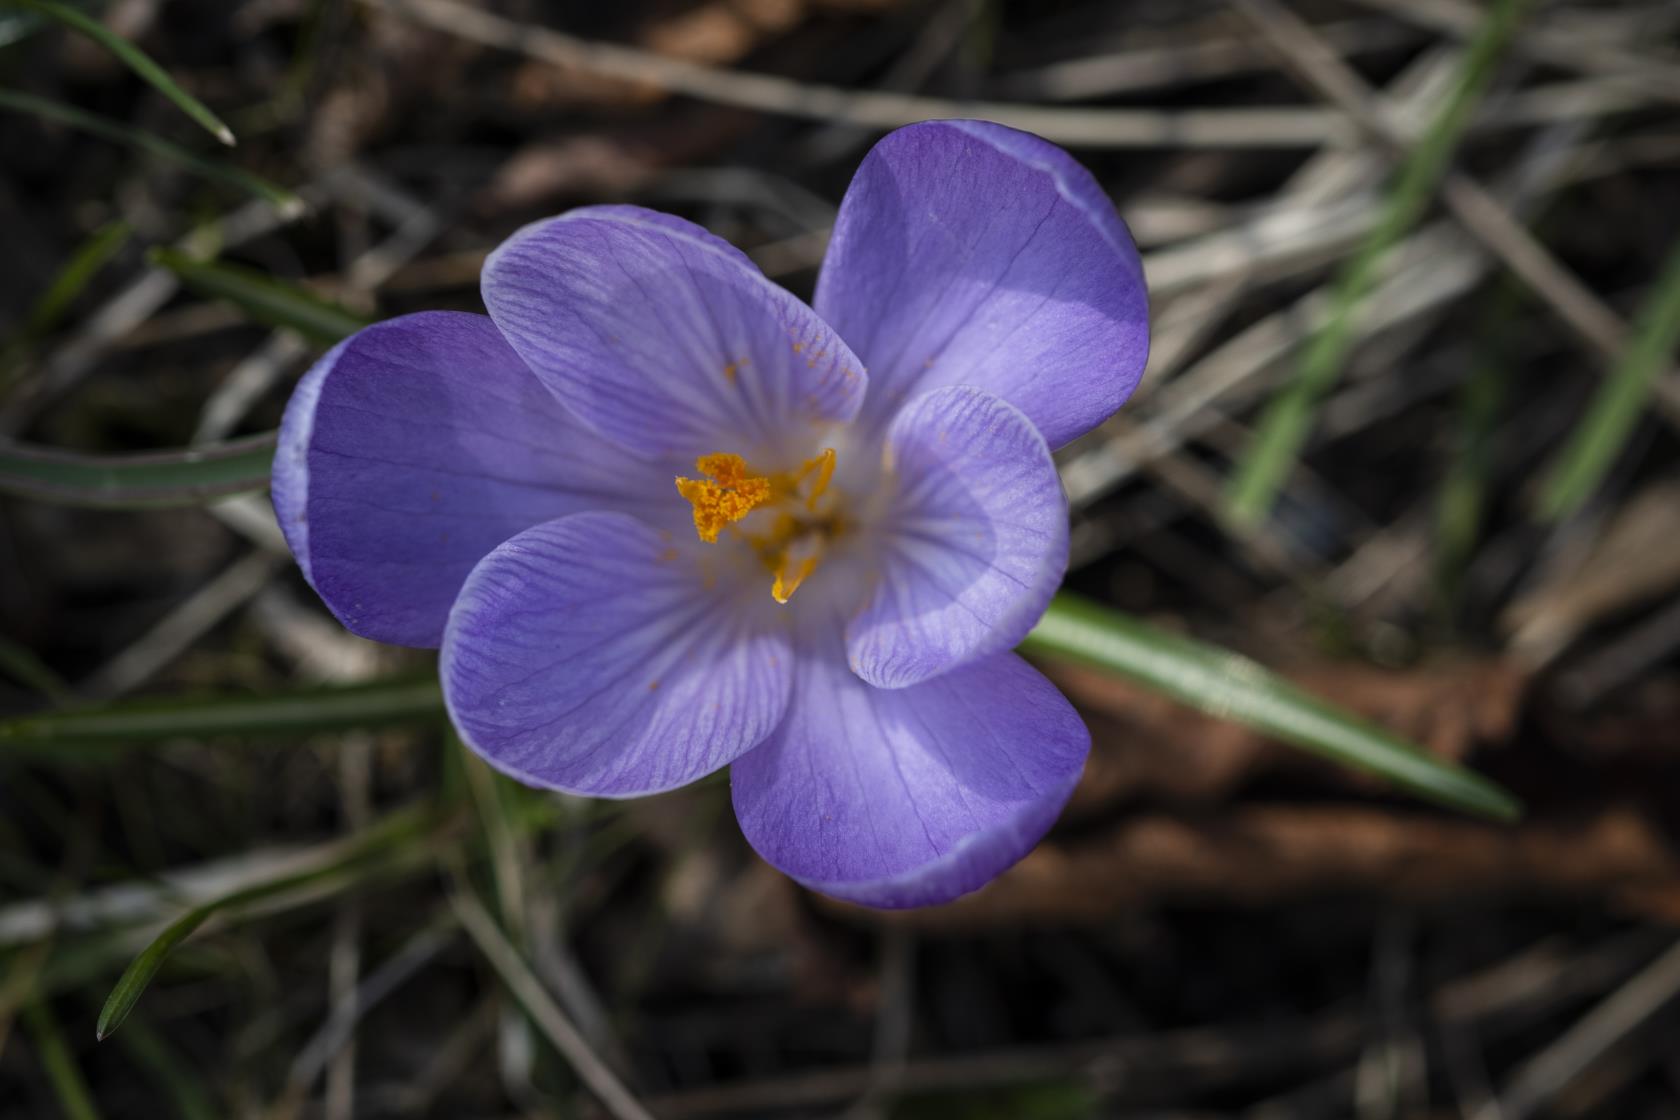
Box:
[1223,0,1533,528]
[1231,0,1680,430]
[449,888,656,1120]
[366,0,1352,149]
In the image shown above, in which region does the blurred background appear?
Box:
[3,0,1680,1116]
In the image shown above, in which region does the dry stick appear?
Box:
[1476,939,1680,1120]
[193,331,312,444]
[1344,0,1680,104]
[78,551,284,700]
[202,173,444,559]
[323,739,373,1120]
[1559,591,1680,704]
[363,0,1347,149]
[0,815,441,949]
[649,1016,1363,1119]
[0,196,309,437]
[1061,47,1468,515]
[993,18,1417,102]
[365,0,1635,149]
[459,747,543,1099]
[1062,221,1488,510]
[281,919,456,1103]
[1064,51,1470,574]
[798,0,985,163]
[1230,0,1680,428]
[844,927,916,1120]
[1223,0,1533,526]
[1144,193,1381,301]
[448,888,655,1120]
[646,928,1636,1120]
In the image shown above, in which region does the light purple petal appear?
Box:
[442,511,793,797]
[815,120,1149,449]
[273,311,674,649]
[482,204,867,466]
[846,386,1066,689]
[732,642,1088,908]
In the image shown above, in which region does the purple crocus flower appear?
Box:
[273,120,1148,908]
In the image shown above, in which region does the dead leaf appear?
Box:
[838,807,1680,929]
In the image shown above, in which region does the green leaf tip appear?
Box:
[17,0,238,147]
[1537,237,1680,521]
[1022,593,1523,823]
[149,248,365,343]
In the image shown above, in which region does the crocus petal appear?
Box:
[845,386,1066,689]
[815,120,1149,449]
[442,511,793,797]
[273,311,673,649]
[732,642,1088,908]
[482,204,867,466]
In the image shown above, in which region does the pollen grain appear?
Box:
[675,453,773,542]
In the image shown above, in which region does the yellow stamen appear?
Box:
[674,453,773,542]
[794,447,836,512]
[771,535,821,603]
[674,447,841,602]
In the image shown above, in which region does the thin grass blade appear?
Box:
[0,90,300,214]
[2,220,133,391]
[95,908,215,1042]
[15,0,236,145]
[17,220,132,342]
[1222,0,1532,528]
[1435,286,1519,606]
[1538,237,1680,519]
[0,676,444,749]
[96,804,441,1040]
[0,635,76,706]
[0,431,276,508]
[150,249,366,343]
[23,998,104,1120]
[1022,594,1522,821]
[450,887,656,1120]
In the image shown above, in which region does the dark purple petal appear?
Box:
[273,311,673,648]
[732,643,1088,908]
[815,120,1149,449]
[482,205,867,466]
[443,512,793,797]
[846,387,1066,689]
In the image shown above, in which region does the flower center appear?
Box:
[675,449,841,603]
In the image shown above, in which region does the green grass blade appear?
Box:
[15,0,236,145]
[94,908,214,1041]
[1435,286,1520,606]
[2,220,133,390]
[1021,594,1522,821]
[96,804,439,1040]
[0,430,276,508]
[23,997,104,1120]
[150,249,366,343]
[19,220,132,340]
[1222,0,1532,529]
[1538,237,1680,519]
[0,90,301,214]
[0,676,444,749]
[0,635,76,706]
